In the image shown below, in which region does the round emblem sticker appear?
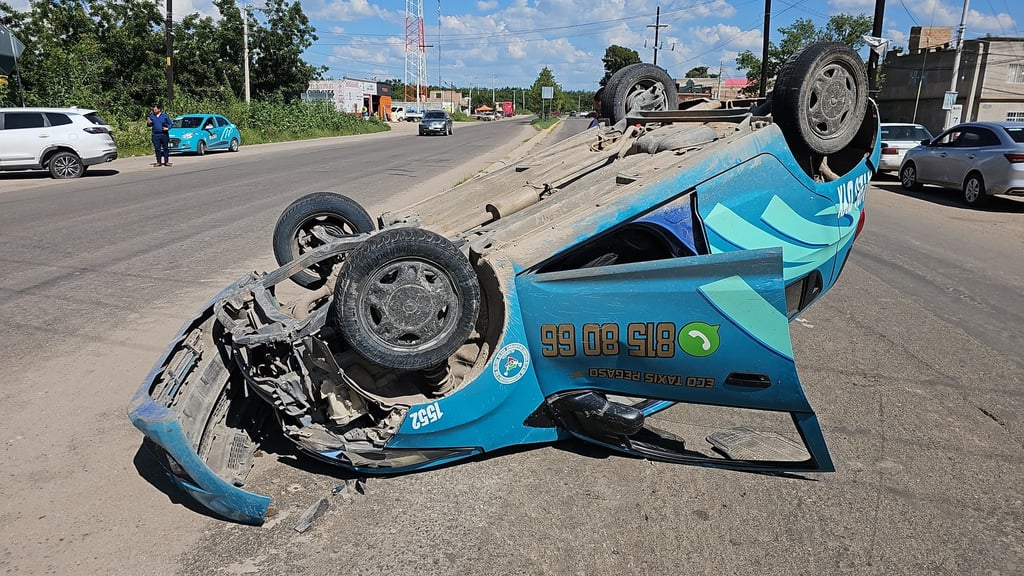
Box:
[493,342,531,385]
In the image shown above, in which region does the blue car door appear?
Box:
[515,247,833,472]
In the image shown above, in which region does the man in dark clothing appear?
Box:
[146,105,173,166]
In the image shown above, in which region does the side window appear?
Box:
[45,113,73,127]
[3,112,46,130]
[216,116,228,127]
[936,130,962,146]
[954,130,981,147]
[973,128,1001,147]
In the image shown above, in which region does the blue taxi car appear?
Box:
[168,114,242,156]
[130,43,879,525]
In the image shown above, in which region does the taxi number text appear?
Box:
[540,322,677,358]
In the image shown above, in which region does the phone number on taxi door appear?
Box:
[540,322,679,358]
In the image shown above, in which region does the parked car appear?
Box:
[130,43,879,525]
[390,106,406,121]
[418,110,453,136]
[0,107,117,178]
[899,121,1024,206]
[168,114,241,156]
[476,111,495,121]
[405,108,425,122]
[878,123,933,173]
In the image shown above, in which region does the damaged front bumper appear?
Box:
[128,280,272,525]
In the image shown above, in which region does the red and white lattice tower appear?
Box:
[404,0,427,105]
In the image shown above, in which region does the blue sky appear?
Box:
[13,0,1024,90]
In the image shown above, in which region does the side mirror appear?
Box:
[921,139,931,145]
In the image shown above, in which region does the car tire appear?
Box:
[229,138,239,152]
[48,151,85,179]
[333,227,480,371]
[900,163,922,191]
[272,192,376,289]
[772,42,868,155]
[963,172,988,207]
[197,140,207,156]
[601,63,678,124]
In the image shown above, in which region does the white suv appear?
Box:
[0,107,118,178]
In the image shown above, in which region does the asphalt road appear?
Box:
[1,118,1021,575]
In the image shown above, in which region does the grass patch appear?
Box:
[531,118,560,130]
[110,96,390,157]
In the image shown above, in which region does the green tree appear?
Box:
[249,0,323,102]
[527,67,562,117]
[685,66,710,78]
[735,13,872,95]
[600,44,640,87]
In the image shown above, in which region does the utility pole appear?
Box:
[944,0,970,129]
[241,5,250,103]
[866,0,885,93]
[165,0,174,104]
[437,0,441,95]
[759,0,771,97]
[491,73,495,105]
[646,6,667,65]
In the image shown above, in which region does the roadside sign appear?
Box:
[541,86,553,100]
[942,91,957,110]
[0,24,25,75]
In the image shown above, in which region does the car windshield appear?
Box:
[881,125,932,141]
[173,116,205,129]
[1003,126,1024,143]
[424,111,446,119]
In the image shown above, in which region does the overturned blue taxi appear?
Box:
[130,43,879,524]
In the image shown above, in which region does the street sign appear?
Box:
[0,24,25,75]
[541,86,553,100]
[942,91,958,110]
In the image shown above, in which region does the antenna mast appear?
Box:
[405,0,427,107]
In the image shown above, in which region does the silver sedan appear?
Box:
[899,121,1024,207]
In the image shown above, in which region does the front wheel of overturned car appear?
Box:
[334,227,480,371]
[772,42,868,156]
[272,192,376,289]
[601,63,678,125]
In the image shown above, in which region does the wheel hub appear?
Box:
[361,260,457,347]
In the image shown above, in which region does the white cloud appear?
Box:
[827,0,874,10]
[476,1,498,10]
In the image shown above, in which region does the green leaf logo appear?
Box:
[678,322,720,357]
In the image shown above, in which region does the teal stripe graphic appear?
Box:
[698,275,794,360]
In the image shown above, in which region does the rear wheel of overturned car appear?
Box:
[601,63,678,124]
[197,140,207,156]
[963,173,988,207]
[272,192,376,289]
[900,163,922,191]
[48,151,85,179]
[772,42,868,156]
[334,227,480,371]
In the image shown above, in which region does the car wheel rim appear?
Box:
[55,156,79,177]
[902,167,915,188]
[965,179,980,202]
[624,80,668,113]
[356,258,460,352]
[807,62,857,140]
